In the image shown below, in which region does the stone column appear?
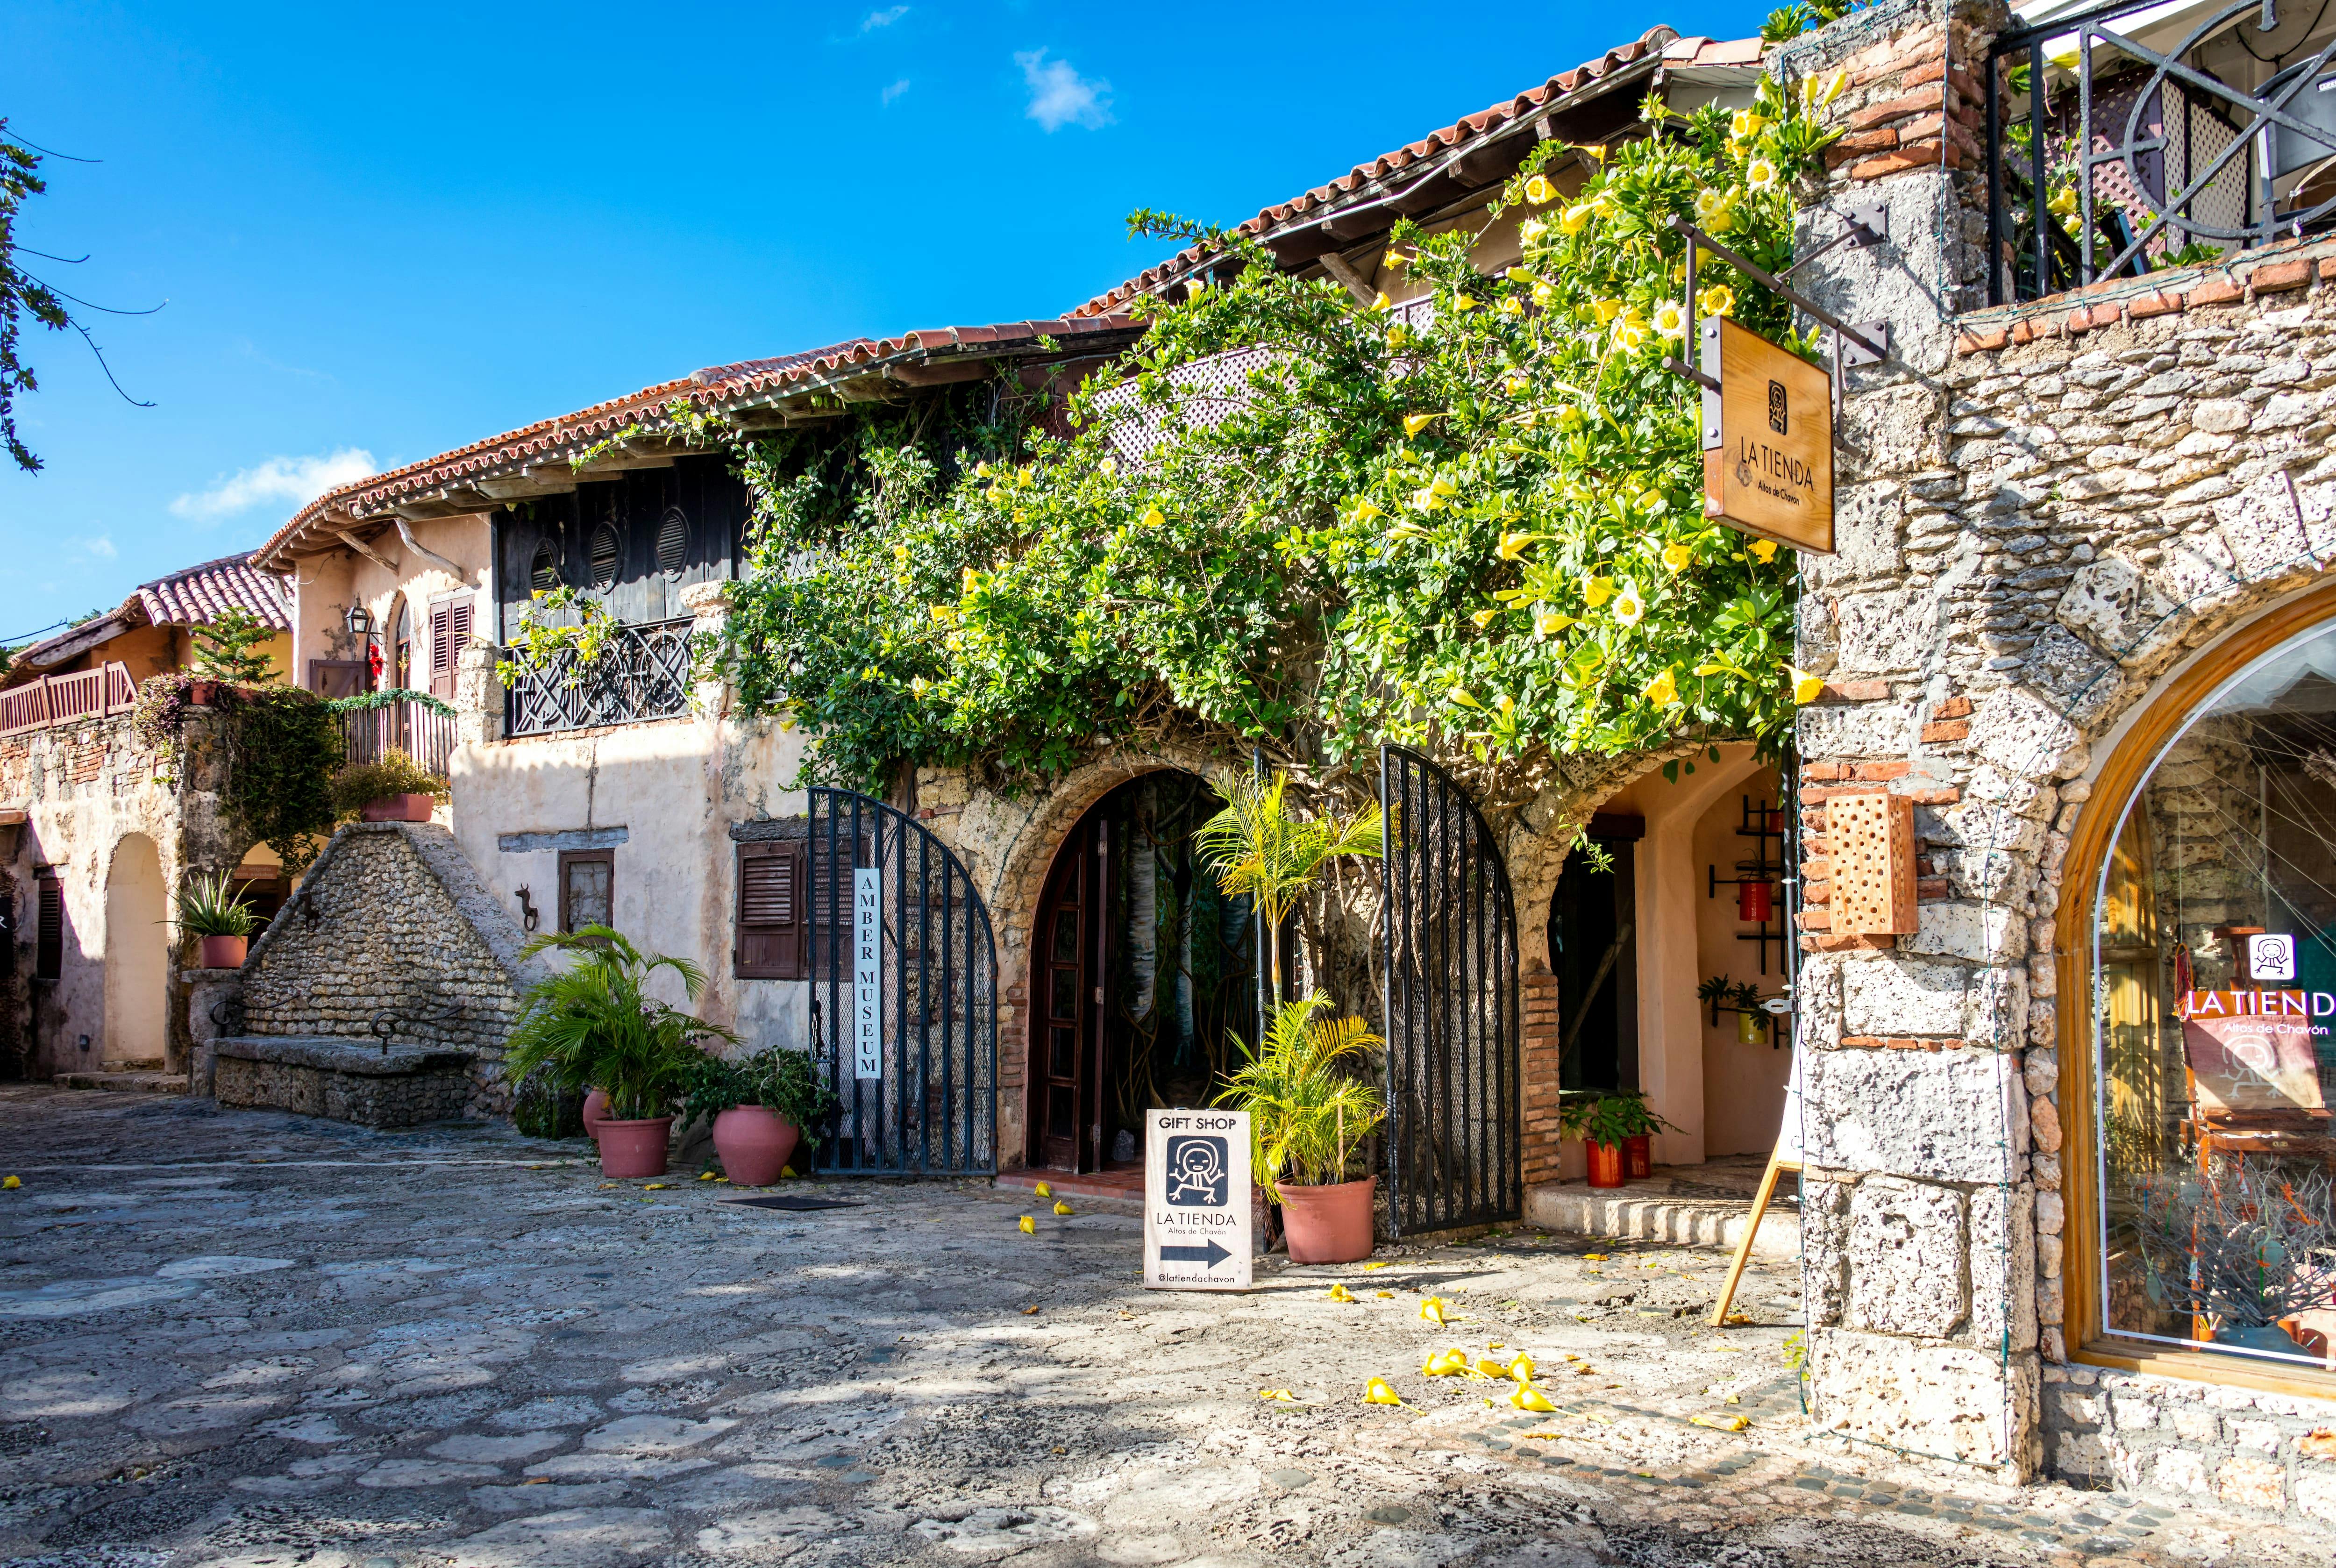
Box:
[454,637,502,747]
[1773,0,2044,1480]
[182,965,244,1098]
[681,579,736,720]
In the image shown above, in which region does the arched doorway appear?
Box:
[1026,772,1258,1174]
[103,834,168,1068]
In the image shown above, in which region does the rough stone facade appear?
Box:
[1780,0,2336,1517]
[240,821,543,1118]
[212,1035,476,1126]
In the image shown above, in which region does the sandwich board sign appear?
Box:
[1144,1108,1253,1291]
[1698,316,1834,555]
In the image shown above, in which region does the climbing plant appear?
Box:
[709,72,1845,793]
[133,675,342,874]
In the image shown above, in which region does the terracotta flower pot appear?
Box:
[1277,1176,1376,1264]
[597,1116,673,1178]
[188,680,217,706]
[582,1089,610,1142]
[198,934,248,969]
[713,1105,800,1187]
[1585,1140,1625,1189]
[361,793,436,823]
[1623,1133,1652,1181]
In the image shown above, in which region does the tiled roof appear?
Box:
[135,552,291,632]
[1068,29,1765,319]
[253,315,1139,568]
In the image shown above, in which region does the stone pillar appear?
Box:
[1519,963,1563,1187]
[182,965,244,1098]
[681,579,736,720]
[1774,0,2044,1480]
[454,637,502,747]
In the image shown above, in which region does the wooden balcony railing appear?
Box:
[334,694,459,777]
[0,662,136,738]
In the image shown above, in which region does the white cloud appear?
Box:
[170,448,376,522]
[82,535,116,559]
[1016,50,1112,131]
[882,77,911,106]
[862,6,907,29]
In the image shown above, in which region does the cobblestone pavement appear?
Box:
[1,1087,2326,1568]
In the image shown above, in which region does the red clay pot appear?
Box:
[361,793,436,823]
[1278,1176,1376,1264]
[1623,1134,1653,1181]
[1585,1140,1626,1189]
[713,1105,801,1187]
[582,1089,609,1142]
[596,1116,673,1178]
[199,934,248,969]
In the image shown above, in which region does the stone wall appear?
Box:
[214,1037,476,1126]
[241,821,543,1117]
[1783,0,2336,1515]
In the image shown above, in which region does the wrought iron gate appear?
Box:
[806,787,998,1175]
[1379,745,1521,1236]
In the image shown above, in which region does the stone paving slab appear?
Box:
[0,1084,2325,1568]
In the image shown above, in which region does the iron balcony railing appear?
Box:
[0,662,136,738]
[1987,0,2336,304]
[335,696,459,777]
[502,616,695,738]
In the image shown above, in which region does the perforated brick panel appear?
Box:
[1827,791,1917,936]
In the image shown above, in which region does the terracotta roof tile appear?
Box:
[135,552,291,632]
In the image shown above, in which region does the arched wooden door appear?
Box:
[1380,745,1522,1236]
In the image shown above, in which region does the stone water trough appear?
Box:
[207,1035,477,1127]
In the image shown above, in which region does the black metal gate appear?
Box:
[1379,745,1521,1236]
[806,787,998,1175]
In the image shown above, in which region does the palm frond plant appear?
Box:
[504,925,740,1121]
[1192,770,1382,995]
[1215,991,1386,1199]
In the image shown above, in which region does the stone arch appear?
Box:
[102,832,170,1068]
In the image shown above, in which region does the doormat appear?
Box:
[722,1195,864,1211]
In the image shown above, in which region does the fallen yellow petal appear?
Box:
[1362,1260,1391,1271]
[1375,1290,1394,1298]
[1258,1388,1302,1403]
[1,1176,17,1190]
[1419,1296,1451,1325]
[1511,1383,1558,1413]
[1018,1215,1036,1234]
[1582,1253,1608,1262]
[1033,1181,1052,1198]
[643,1183,669,1190]
[1363,1378,1404,1406]
[698,1171,716,1181]
[1325,1283,1358,1303]
[1691,1413,1751,1433]
[1508,1353,1537,1382]
[1053,1201,1074,1216]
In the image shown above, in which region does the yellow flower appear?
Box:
[1507,1353,1537,1382]
[1015,465,1034,488]
[1643,668,1677,705]
[1731,109,1768,141]
[1748,538,1779,563]
[929,604,955,623]
[1531,281,1556,308]
[1446,689,1482,711]
[973,461,993,478]
[1141,507,1166,527]
[1503,374,1528,396]
[1453,293,1478,313]
[1504,265,1536,284]
[1524,173,1557,205]
[1420,1295,1453,1323]
[1652,299,1688,339]
[1746,157,1780,192]
[1661,541,1694,571]
[1582,575,1615,608]
[1403,413,1438,437]
[1371,291,1392,312]
[2,1176,18,1190]
[1054,1200,1073,1216]
[1695,187,1725,220]
[1471,608,1498,628]
[1511,1383,1558,1413]
[1560,203,1595,236]
[1536,611,1575,636]
[1613,581,1645,626]
[1349,497,1383,523]
[909,677,931,697]
[1018,1215,1036,1234]
[1580,143,1607,162]
[1498,532,1539,561]
[1384,250,1411,270]
[1362,1378,1403,1406]
[1789,665,1826,704]
[1697,284,1736,318]
[1033,1181,1051,1197]
[1611,310,1649,352]
[961,566,980,591]
[1500,295,1524,316]
[1429,475,1457,499]
[1325,1283,1357,1302]
[1518,217,1547,243]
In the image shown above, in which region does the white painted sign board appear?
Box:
[852,867,882,1081]
[1144,1108,1253,1291]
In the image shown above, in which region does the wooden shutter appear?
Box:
[35,874,63,980]
[735,840,805,979]
[428,603,454,698]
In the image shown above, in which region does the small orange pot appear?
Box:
[198,934,248,969]
[1623,1133,1652,1181]
[1277,1176,1376,1264]
[597,1116,673,1178]
[1585,1140,1625,1189]
[361,793,436,823]
[582,1089,609,1142]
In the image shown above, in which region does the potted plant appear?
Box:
[681,1047,838,1185]
[174,870,259,969]
[1563,1091,1676,1190]
[503,925,740,1178]
[1216,992,1386,1263]
[329,748,450,824]
[1698,973,1770,1045]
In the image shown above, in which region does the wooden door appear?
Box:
[1031,819,1107,1172]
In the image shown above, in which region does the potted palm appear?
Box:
[330,749,449,824]
[175,870,259,969]
[1194,770,1384,1262]
[1563,1091,1676,1189]
[1217,992,1386,1262]
[503,925,739,1178]
[680,1047,838,1185]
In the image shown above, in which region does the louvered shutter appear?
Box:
[735,840,805,979]
[428,598,474,699]
[36,875,63,980]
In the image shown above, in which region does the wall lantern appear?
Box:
[345,603,375,641]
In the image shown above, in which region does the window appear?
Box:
[530,540,561,593]
[655,507,688,577]
[35,872,62,980]
[588,523,621,591]
[559,848,614,934]
[2090,613,2336,1371]
[392,600,413,691]
[428,597,473,701]
[735,840,805,979]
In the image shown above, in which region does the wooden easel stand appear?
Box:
[1709,1136,1802,1326]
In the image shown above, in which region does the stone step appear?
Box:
[54,1070,190,1096]
[992,1168,1144,1216]
[1525,1180,1801,1260]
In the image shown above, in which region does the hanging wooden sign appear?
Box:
[1699,318,1835,556]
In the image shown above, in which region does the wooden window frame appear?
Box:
[2058,577,2336,1401]
[734,839,806,980]
[427,592,476,702]
[557,847,615,935]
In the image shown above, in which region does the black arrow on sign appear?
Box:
[1159,1238,1232,1268]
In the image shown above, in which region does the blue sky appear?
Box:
[0,0,1750,641]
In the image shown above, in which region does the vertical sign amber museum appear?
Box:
[1701,318,1833,556]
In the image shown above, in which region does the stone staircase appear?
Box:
[1525,1155,1802,1260]
[53,1057,189,1096]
